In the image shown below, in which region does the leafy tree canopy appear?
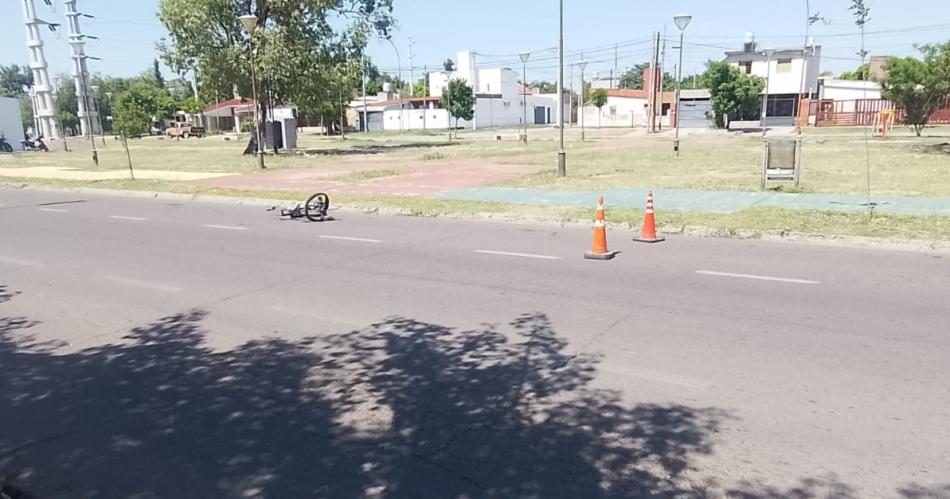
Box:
[699,60,764,127]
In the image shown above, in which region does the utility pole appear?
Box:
[408,37,415,97]
[362,50,368,132]
[423,64,428,131]
[472,51,478,131]
[658,25,667,130]
[569,62,574,127]
[648,32,659,133]
[613,43,618,89]
[65,0,98,138]
[21,0,59,140]
[557,0,565,177]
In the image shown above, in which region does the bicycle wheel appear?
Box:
[305,193,330,222]
[1,142,11,153]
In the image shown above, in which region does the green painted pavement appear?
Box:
[436,187,950,216]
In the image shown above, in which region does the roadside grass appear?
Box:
[502,130,950,197]
[5,175,950,242]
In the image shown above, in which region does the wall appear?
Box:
[383,108,450,131]
[819,79,882,102]
[0,97,25,150]
[580,96,650,128]
[727,47,822,95]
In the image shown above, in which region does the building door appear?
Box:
[534,107,547,125]
[677,99,714,128]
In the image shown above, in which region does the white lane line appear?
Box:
[105,275,183,292]
[475,250,562,261]
[319,235,383,244]
[695,270,820,285]
[201,224,248,231]
[0,255,45,267]
[38,207,69,213]
[109,215,148,222]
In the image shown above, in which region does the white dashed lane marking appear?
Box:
[695,270,820,285]
[109,215,148,221]
[319,235,383,243]
[201,224,248,231]
[38,207,69,213]
[474,250,562,261]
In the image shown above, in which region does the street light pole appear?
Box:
[519,52,530,144]
[578,61,587,142]
[673,14,692,156]
[239,14,265,169]
[760,50,776,141]
[557,0,566,177]
[384,38,403,132]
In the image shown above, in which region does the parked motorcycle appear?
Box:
[0,134,12,153]
[21,136,49,152]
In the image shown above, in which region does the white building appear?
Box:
[579,88,675,128]
[428,51,563,129]
[0,97,26,151]
[818,78,882,102]
[725,37,822,126]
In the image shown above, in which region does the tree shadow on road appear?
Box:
[0,286,727,498]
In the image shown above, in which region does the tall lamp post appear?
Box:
[239,13,265,169]
[519,52,530,144]
[672,14,692,156]
[760,49,776,140]
[577,61,587,142]
[557,0,566,177]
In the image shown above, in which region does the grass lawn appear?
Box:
[502,126,950,197]
[4,175,950,242]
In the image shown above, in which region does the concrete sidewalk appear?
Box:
[436,186,950,215]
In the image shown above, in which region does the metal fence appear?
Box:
[812,98,950,127]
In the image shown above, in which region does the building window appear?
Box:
[739,61,752,75]
[777,58,793,74]
[609,105,617,116]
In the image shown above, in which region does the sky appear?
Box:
[4,0,950,89]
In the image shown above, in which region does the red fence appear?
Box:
[812,98,950,127]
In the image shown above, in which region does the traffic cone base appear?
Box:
[585,250,619,260]
[633,235,666,243]
[634,191,666,244]
[584,195,618,261]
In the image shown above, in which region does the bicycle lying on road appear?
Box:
[268,192,330,222]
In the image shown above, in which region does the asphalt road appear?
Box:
[1,187,948,499]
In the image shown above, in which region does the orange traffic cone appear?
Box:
[585,196,619,260]
[633,191,666,243]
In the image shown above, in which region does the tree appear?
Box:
[0,64,32,96]
[586,88,608,127]
[528,81,558,94]
[443,59,455,72]
[177,96,206,115]
[158,0,393,150]
[619,63,676,90]
[440,78,473,138]
[840,64,870,81]
[152,59,166,89]
[882,45,950,137]
[413,77,428,97]
[700,60,764,128]
[115,81,175,129]
[114,90,155,138]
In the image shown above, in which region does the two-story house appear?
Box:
[724,35,822,126]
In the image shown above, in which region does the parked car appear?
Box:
[165,123,206,139]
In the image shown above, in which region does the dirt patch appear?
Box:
[195,159,542,196]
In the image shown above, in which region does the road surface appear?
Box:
[1,187,948,498]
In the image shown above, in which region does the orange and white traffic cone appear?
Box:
[585,196,619,260]
[633,191,666,243]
